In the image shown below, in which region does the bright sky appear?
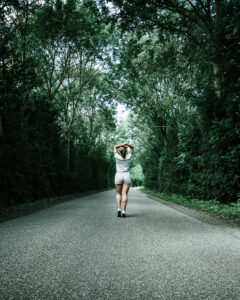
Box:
[116,104,129,123]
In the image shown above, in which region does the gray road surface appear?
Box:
[0,188,240,300]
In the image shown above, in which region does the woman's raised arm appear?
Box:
[124,143,134,154]
[113,143,127,153]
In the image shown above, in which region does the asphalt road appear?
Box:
[0,188,240,300]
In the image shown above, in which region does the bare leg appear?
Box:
[115,184,123,209]
[122,184,131,211]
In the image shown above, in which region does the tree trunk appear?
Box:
[66,131,70,172]
[212,0,224,101]
[212,62,222,99]
[0,113,3,137]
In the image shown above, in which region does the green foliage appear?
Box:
[1,0,239,208]
[108,0,240,203]
[141,188,240,221]
[130,164,144,187]
[0,0,115,206]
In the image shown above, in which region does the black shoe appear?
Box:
[117,211,121,217]
[121,212,126,217]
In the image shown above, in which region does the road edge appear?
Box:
[139,189,240,229]
[0,188,112,224]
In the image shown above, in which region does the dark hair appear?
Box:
[120,149,127,158]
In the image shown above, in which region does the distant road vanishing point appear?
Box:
[0,188,240,299]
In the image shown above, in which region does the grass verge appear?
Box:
[140,187,240,221]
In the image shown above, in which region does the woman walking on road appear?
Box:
[114,142,134,217]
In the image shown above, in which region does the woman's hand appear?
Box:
[124,143,133,148]
[124,143,134,154]
[114,142,127,153]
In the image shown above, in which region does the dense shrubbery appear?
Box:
[141,188,240,220]
[0,97,115,205]
[110,0,240,203]
[1,0,239,206]
[0,0,115,206]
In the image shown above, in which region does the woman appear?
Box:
[114,142,134,217]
